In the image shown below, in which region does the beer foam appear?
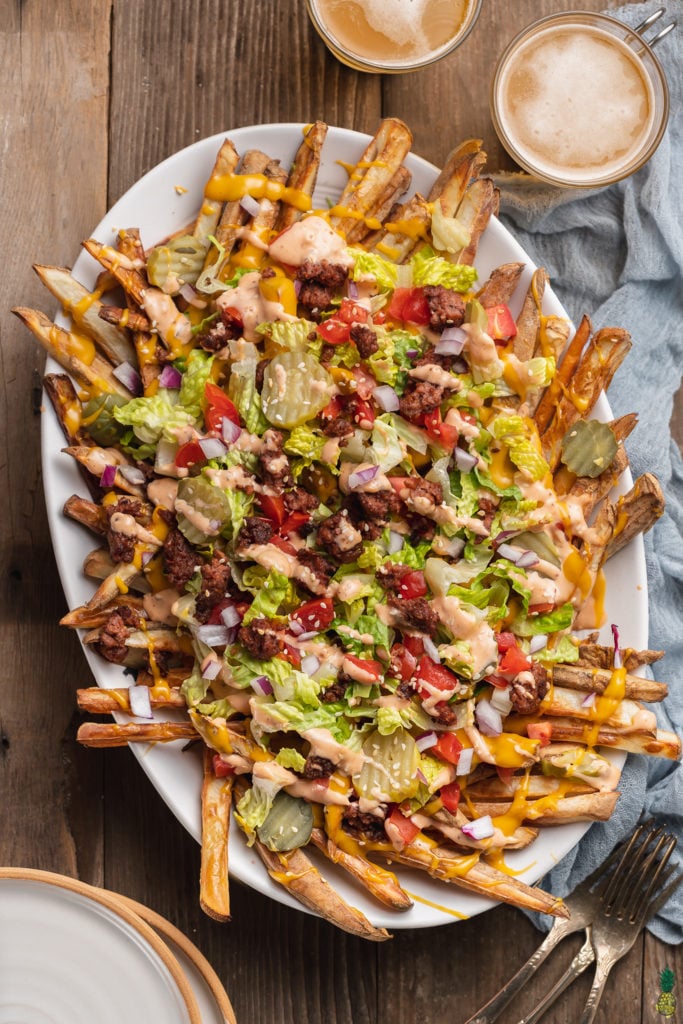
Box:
[362,0,430,50]
[497,25,655,182]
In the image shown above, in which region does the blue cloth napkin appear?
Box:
[492,1,683,943]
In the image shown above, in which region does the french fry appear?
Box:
[550,663,668,702]
[200,747,232,922]
[427,138,486,213]
[309,828,413,911]
[33,264,137,366]
[275,120,328,232]
[534,314,591,434]
[62,446,147,498]
[514,268,548,361]
[370,193,431,263]
[13,307,129,397]
[477,262,525,307]
[60,563,142,626]
[76,686,186,714]
[450,176,497,265]
[193,137,240,244]
[346,165,412,246]
[63,494,107,535]
[77,721,197,747]
[469,790,619,826]
[575,642,663,673]
[606,473,665,560]
[98,305,151,333]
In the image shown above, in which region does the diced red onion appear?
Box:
[158,364,183,389]
[288,618,305,637]
[581,691,597,708]
[140,549,154,568]
[113,361,143,396]
[529,634,548,654]
[415,768,428,785]
[416,731,438,753]
[201,658,222,681]
[372,385,400,412]
[196,623,232,647]
[490,685,512,716]
[301,654,321,676]
[220,604,242,629]
[493,530,519,545]
[496,542,520,562]
[406,349,419,360]
[294,278,302,297]
[178,282,206,308]
[347,280,359,299]
[435,327,466,355]
[476,699,503,737]
[515,549,540,570]
[128,684,153,719]
[297,630,319,642]
[118,465,147,487]
[240,194,261,217]
[456,747,474,776]
[348,464,379,490]
[387,530,404,555]
[100,464,117,488]
[250,675,273,697]
[435,535,465,558]
[611,623,622,668]
[221,417,241,445]
[199,436,228,460]
[461,815,495,840]
[453,447,478,472]
[422,635,441,664]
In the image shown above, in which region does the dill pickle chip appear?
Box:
[261,351,333,429]
[175,474,231,544]
[257,791,313,851]
[560,419,618,478]
[353,727,419,803]
[146,234,209,292]
[81,394,127,446]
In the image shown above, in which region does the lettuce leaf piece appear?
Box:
[195,240,252,295]
[490,414,550,482]
[235,776,282,845]
[370,418,405,473]
[382,413,429,455]
[410,245,478,293]
[331,612,392,655]
[512,601,575,636]
[222,485,254,543]
[256,319,317,351]
[181,661,211,708]
[348,248,398,291]
[196,698,238,719]
[113,389,195,445]
[424,551,493,595]
[180,349,214,419]
[241,569,296,625]
[534,635,580,664]
[249,695,352,743]
[330,342,360,369]
[275,748,307,773]
[228,358,268,435]
[376,706,405,735]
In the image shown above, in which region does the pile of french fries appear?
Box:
[15,118,680,941]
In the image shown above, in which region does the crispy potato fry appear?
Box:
[309,828,413,911]
[193,137,240,244]
[576,642,663,672]
[370,193,431,263]
[469,790,619,825]
[63,494,107,534]
[33,264,137,366]
[427,138,486,212]
[62,446,147,498]
[98,305,151,333]
[450,176,497,265]
[514,268,548,361]
[77,721,197,747]
[60,562,142,626]
[606,472,665,560]
[534,314,591,434]
[346,165,412,246]
[477,262,525,307]
[550,663,668,702]
[275,121,328,232]
[76,686,186,713]
[200,747,232,922]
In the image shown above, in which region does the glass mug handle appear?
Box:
[633,6,676,47]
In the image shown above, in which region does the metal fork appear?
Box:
[516,821,682,1024]
[463,821,680,1024]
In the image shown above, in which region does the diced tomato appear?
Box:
[387,806,420,844]
[269,535,297,556]
[486,303,517,341]
[316,318,351,345]
[416,657,459,694]
[320,395,345,421]
[396,570,428,600]
[499,646,532,675]
[372,310,387,325]
[175,440,206,469]
[258,494,287,528]
[351,365,378,400]
[347,395,375,428]
[389,643,417,682]
[496,631,518,653]
[402,635,425,659]
[387,475,414,494]
[528,602,556,615]
[220,305,244,334]
[338,298,369,325]
[440,780,461,814]
[279,511,310,537]
[485,673,511,689]
[496,766,515,786]
[423,407,459,449]
[278,642,302,668]
[204,382,240,433]
[212,754,234,778]
[291,597,335,632]
[344,654,384,682]
[208,599,244,627]
[432,732,463,765]
[527,721,552,746]
[387,286,430,326]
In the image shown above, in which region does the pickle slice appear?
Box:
[175,474,232,544]
[560,419,618,478]
[261,351,333,429]
[146,234,209,292]
[81,394,127,446]
[257,791,313,851]
[353,728,419,803]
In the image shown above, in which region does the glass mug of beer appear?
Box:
[490,11,671,187]
[305,0,483,73]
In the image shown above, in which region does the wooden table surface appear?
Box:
[2,1,681,1022]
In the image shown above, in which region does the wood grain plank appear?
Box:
[107,0,382,204]
[0,0,111,882]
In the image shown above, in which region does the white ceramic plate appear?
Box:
[0,870,200,1023]
[41,124,647,929]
